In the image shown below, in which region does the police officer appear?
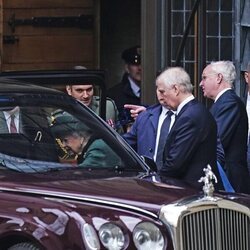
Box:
[107,45,142,131]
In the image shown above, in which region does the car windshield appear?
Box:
[0,89,144,174]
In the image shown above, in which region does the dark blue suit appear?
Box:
[160,99,223,190]
[210,90,250,193]
[241,89,250,175]
[122,104,162,159]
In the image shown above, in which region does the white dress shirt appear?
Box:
[3,110,20,133]
[128,76,140,97]
[154,106,175,160]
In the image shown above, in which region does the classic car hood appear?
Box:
[0,169,200,213]
[1,169,249,216]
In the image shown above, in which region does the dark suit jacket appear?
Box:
[107,73,141,111]
[0,108,58,162]
[107,73,141,127]
[210,89,250,193]
[241,88,250,175]
[123,104,162,159]
[0,112,10,133]
[0,110,28,134]
[160,99,223,190]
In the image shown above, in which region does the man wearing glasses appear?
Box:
[200,61,250,193]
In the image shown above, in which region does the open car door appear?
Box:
[0,69,107,120]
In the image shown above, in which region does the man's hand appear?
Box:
[106,119,115,129]
[124,104,146,119]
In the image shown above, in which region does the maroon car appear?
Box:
[0,72,249,250]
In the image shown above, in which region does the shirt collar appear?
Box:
[214,88,231,102]
[176,95,195,115]
[128,76,140,97]
[3,110,20,120]
[161,106,169,115]
[161,106,176,116]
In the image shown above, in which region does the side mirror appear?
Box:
[141,156,158,172]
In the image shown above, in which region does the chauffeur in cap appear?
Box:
[107,45,142,132]
[50,112,120,168]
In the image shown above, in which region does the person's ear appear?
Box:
[217,73,223,84]
[173,84,179,95]
[125,64,129,73]
[244,72,249,83]
[66,85,72,95]
[80,137,84,146]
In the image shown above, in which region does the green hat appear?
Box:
[50,112,88,137]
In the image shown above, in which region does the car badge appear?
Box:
[198,165,217,197]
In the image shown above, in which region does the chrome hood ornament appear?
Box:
[198,165,217,197]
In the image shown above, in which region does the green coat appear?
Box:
[78,139,121,168]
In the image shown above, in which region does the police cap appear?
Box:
[121,46,141,65]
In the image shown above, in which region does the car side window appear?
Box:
[0,106,58,161]
[0,105,124,172]
[50,109,123,168]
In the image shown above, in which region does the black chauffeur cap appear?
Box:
[121,45,141,65]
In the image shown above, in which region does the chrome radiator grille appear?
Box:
[181,208,249,250]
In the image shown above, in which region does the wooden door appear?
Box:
[0,0,98,72]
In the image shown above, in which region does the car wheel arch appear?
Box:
[0,234,43,250]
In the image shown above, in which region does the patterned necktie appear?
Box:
[156,110,173,169]
[10,114,17,133]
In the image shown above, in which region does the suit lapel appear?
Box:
[210,90,231,114]
[175,99,197,120]
[168,99,197,134]
[0,111,9,133]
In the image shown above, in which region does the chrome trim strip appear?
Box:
[0,187,158,219]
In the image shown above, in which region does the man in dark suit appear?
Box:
[156,67,223,190]
[107,46,142,131]
[0,106,59,162]
[243,62,250,174]
[0,107,20,133]
[200,60,250,194]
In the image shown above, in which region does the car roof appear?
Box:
[0,78,61,94]
[0,69,106,88]
[0,69,107,119]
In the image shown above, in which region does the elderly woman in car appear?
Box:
[51,112,120,168]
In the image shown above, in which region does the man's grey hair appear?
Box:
[210,61,236,86]
[157,67,194,93]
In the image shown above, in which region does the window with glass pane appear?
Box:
[169,0,234,84]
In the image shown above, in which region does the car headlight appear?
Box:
[98,223,125,250]
[133,222,165,250]
[83,223,100,250]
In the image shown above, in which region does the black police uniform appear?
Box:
[107,46,141,130]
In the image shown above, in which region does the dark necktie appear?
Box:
[156,110,173,169]
[10,114,17,133]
